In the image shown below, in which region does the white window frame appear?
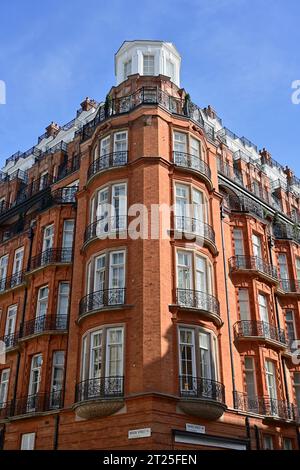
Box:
[5,304,17,337]
[36,285,49,318]
[0,368,10,407]
[238,289,250,321]
[12,247,24,275]
[143,54,155,75]
[20,433,35,450]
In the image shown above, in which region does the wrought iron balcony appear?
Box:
[0,331,19,350]
[75,377,124,403]
[178,375,226,419]
[79,288,126,317]
[55,155,80,182]
[51,186,78,204]
[273,223,300,244]
[173,151,211,181]
[226,193,265,219]
[30,247,73,271]
[20,315,68,338]
[179,376,225,404]
[84,215,127,244]
[0,391,64,418]
[176,288,220,318]
[229,255,278,281]
[174,216,215,245]
[234,392,295,421]
[87,151,128,180]
[234,320,287,346]
[79,87,215,142]
[0,270,25,293]
[278,278,300,294]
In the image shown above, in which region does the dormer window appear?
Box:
[143,55,154,75]
[123,60,132,80]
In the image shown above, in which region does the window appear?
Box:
[0,369,10,408]
[42,224,54,253]
[62,220,74,261]
[173,132,187,155]
[252,233,262,259]
[100,135,111,158]
[190,137,201,159]
[27,355,42,411]
[93,183,127,234]
[0,196,5,212]
[258,293,269,324]
[86,250,126,306]
[294,372,300,410]
[178,326,218,393]
[124,59,132,80]
[263,435,274,450]
[36,286,49,318]
[56,282,70,329]
[0,254,8,291]
[4,305,17,341]
[278,253,289,280]
[20,433,35,450]
[12,247,24,275]
[296,257,300,282]
[166,59,175,82]
[113,131,128,160]
[285,310,296,350]
[233,229,244,257]
[80,327,124,398]
[244,357,258,412]
[238,289,250,321]
[143,55,154,75]
[39,171,48,190]
[283,438,293,450]
[173,132,203,168]
[265,360,278,415]
[175,183,207,233]
[176,250,213,307]
[50,351,65,408]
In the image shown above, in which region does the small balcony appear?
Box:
[0,270,25,294]
[178,376,226,420]
[20,315,68,339]
[234,320,287,349]
[74,376,124,419]
[78,288,126,319]
[277,278,300,296]
[173,216,216,253]
[175,288,221,326]
[51,186,78,204]
[87,151,128,182]
[229,255,278,284]
[234,392,295,422]
[0,331,19,351]
[84,215,127,245]
[173,152,212,188]
[0,391,63,420]
[30,248,73,271]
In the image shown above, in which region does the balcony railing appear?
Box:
[174,216,215,244]
[79,288,126,317]
[0,331,19,349]
[173,151,211,180]
[79,87,215,142]
[279,278,300,294]
[87,151,128,180]
[225,193,265,219]
[1,391,64,418]
[234,392,295,421]
[0,270,25,293]
[234,320,287,345]
[21,315,68,338]
[229,256,278,280]
[176,288,220,317]
[179,376,225,404]
[75,377,124,402]
[84,215,127,244]
[30,248,73,271]
[51,186,78,204]
[273,223,300,244]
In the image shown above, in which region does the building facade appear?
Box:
[0,40,300,451]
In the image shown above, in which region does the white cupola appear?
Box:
[115,40,181,87]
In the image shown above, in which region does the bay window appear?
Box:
[174,183,208,235]
[90,182,127,234]
[93,131,128,169]
[79,327,124,399]
[176,250,213,309]
[85,250,126,308]
[173,131,204,169]
[178,326,218,395]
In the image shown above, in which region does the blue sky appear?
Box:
[1,0,300,170]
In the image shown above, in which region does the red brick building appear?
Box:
[0,40,300,450]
